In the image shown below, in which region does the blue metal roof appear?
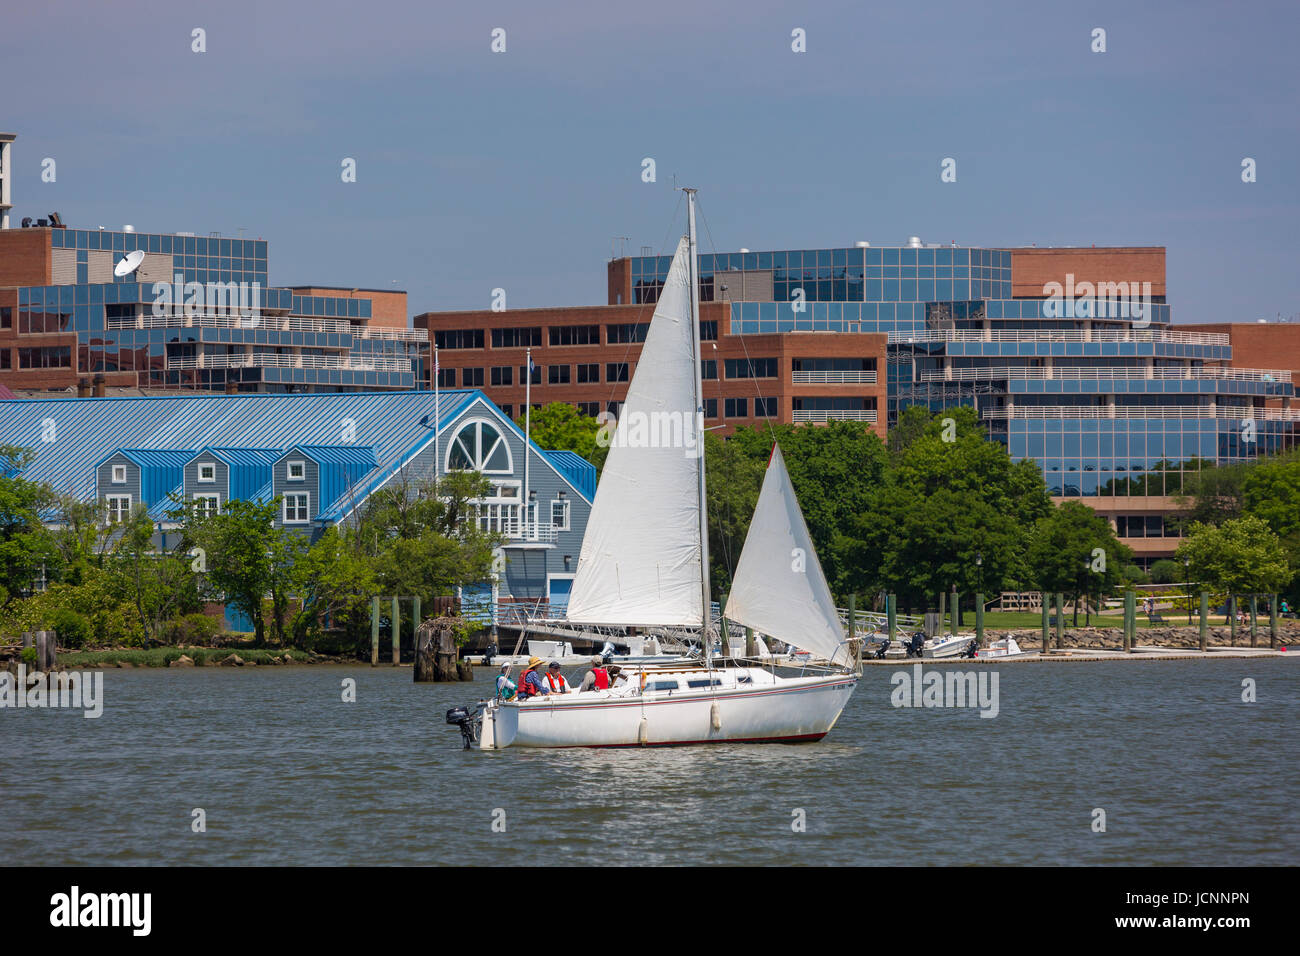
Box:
[288,445,380,517]
[0,390,479,506]
[196,447,281,501]
[542,450,597,501]
[147,485,183,521]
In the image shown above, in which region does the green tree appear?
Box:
[0,446,59,608]
[288,527,376,648]
[111,504,202,646]
[180,497,304,645]
[728,420,890,595]
[1148,559,1183,585]
[703,432,765,593]
[517,402,609,474]
[1027,501,1130,625]
[1175,515,1292,598]
[1172,459,1248,530]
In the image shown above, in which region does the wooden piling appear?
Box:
[1199,591,1208,652]
[887,593,896,644]
[975,593,984,646]
[391,596,401,665]
[1270,594,1279,649]
[1249,595,1258,648]
[1229,595,1237,646]
[1123,590,1134,653]
[1040,594,1049,652]
[950,587,959,631]
[1054,592,1064,649]
[370,596,380,666]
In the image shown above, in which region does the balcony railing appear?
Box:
[167,352,414,372]
[500,521,559,544]
[792,408,878,423]
[982,405,1300,421]
[106,312,428,342]
[889,329,1230,346]
[792,370,878,384]
[920,366,1291,383]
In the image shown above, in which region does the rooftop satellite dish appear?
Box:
[114,249,145,277]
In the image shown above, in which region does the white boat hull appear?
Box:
[480,668,857,749]
[921,635,975,659]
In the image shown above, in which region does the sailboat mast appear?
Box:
[684,188,712,663]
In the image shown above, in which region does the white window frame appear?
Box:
[444,417,514,475]
[111,464,127,484]
[197,462,216,483]
[104,494,132,525]
[283,492,310,525]
[287,460,306,482]
[550,498,571,531]
[193,493,220,517]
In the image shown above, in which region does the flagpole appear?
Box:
[433,344,440,484]
[524,346,531,540]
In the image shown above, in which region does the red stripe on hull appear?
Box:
[536,731,829,749]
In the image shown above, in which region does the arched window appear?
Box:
[446,419,513,474]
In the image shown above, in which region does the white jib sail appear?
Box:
[566,236,705,626]
[724,444,850,666]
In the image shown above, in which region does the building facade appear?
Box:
[418,241,1300,566]
[0,214,425,394]
[0,390,594,618]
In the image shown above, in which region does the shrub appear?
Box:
[162,613,221,646]
[49,606,92,649]
[1121,564,1150,586]
[19,646,37,666]
[1149,559,1183,584]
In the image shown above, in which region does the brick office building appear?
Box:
[414,301,888,440]
[417,240,1300,567]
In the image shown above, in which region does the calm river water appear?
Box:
[2,660,1296,865]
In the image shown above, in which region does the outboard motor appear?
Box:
[446,704,484,750]
[871,638,890,660]
[962,639,978,659]
[484,642,497,667]
[600,640,616,663]
[906,631,926,658]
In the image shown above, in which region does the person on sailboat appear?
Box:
[543,661,572,694]
[517,657,550,699]
[577,656,610,693]
[495,663,517,701]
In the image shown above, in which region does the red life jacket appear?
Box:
[545,671,565,692]
[518,668,538,697]
[592,667,609,690]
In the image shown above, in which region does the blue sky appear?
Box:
[3,0,1296,323]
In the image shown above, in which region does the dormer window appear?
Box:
[198,463,216,483]
[287,460,306,481]
[111,464,127,484]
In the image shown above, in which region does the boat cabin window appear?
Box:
[686,678,723,688]
[736,675,753,684]
[645,680,680,692]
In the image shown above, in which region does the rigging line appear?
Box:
[694,200,779,448]
[603,190,686,412]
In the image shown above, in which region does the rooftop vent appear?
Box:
[855,241,870,248]
[906,236,922,248]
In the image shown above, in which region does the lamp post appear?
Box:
[1184,557,1192,625]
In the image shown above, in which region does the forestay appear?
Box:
[725,445,851,666]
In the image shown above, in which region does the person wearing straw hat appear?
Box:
[517,656,551,699]
[495,663,517,701]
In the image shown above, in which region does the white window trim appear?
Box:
[287,460,306,481]
[550,498,571,531]
[193,492,220,516]
[104,494,132,524]
[197,462,217,483]
[111,464,127,484]
[283,492,310,525]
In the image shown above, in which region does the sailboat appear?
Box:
[477,190,859,749]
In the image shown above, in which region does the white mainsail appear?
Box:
[724,445,850,666]
[566,236,705,626]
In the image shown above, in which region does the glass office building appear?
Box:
[627,243,1299,556]
[4,228,423,391]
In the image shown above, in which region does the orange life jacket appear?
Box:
[545,671,565,692]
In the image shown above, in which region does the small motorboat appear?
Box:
[922,634,977,659]
[977,636,1026,658]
